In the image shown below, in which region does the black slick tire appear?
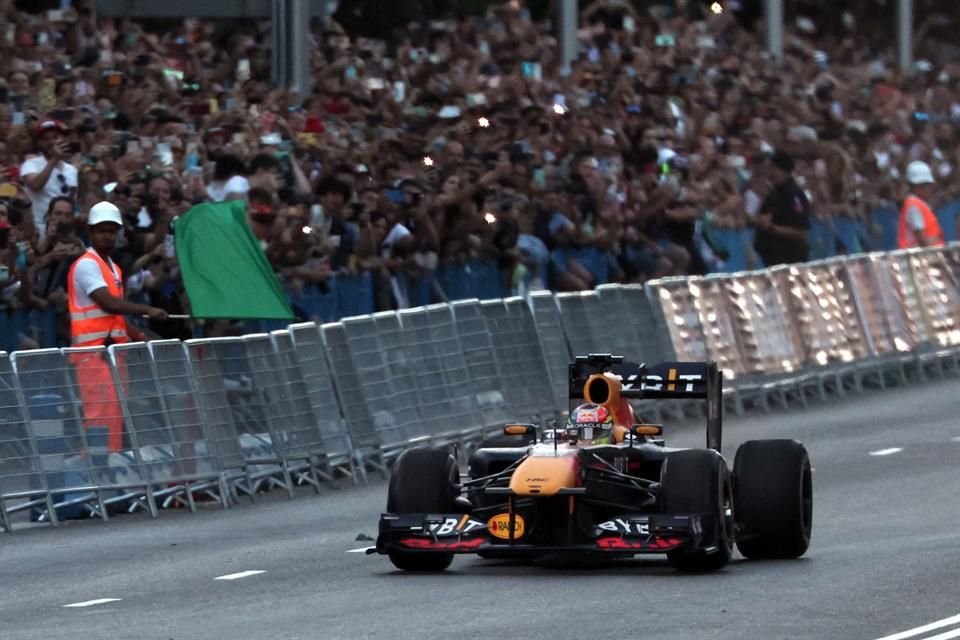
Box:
[733,439,812,559]
[660,449,734,573]
[386,447,459,572]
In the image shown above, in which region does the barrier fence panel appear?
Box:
[182,340,254,500]
[287,323,359,481]
[422,305,483,440]
[596,285,659,363]
[372,311,431,447]
[148,339,244,503]
[844,256,898,357]
[841,256,916,388]
[187,337,298,497]
[0,352,54,531]
[940,243,960,291]
[884,252,935,349]
[481,298,557,425]
[526,291,571,414]
[555,291,605,357]
[450,299,510,429]
[773,262,867,369]
[820,259,872,363]
[108,341,226,511]
[401,304,482,445]
[245,333,331,491]
[341,314,425,456]
[645,277,708,363]
[692,275,748,381]
[906,249,960,348]
[594,286,632,357]
[618,284,676,363]
[12,347,155,521]
[506,297,559,421]
[320,322,386,475]
[764,261,880,400]
[723,271,804,377]
[268,329,336,486]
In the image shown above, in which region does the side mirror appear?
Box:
[503,423,537,439]
[630,424,663,438]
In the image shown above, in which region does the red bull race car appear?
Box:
[371,354,813,572]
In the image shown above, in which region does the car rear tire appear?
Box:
[386,447,459,572]
[734,439,812,559]
[660,449,733,573]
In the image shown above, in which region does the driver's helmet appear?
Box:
[566,403,614,445]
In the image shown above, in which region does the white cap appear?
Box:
[906,161,935,185]
[88,201,123,227]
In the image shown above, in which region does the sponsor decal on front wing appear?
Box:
[487,513,525,539]
[596,517,651,536]
[427,515,487,537]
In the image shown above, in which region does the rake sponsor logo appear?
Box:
[873,611,960,640]
[487,513,525,539]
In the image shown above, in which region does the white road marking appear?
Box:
[874,612,960,640]
[869,447,903,457]
[346,546,375,553]
[925,627,960,640]
[952,436,960,442]
[63,598,122,608]
[214,570,265,581]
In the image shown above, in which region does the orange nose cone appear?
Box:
[509,455,579,496]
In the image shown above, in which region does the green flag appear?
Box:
[174,200,294,320]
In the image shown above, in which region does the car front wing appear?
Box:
[372,511,710,557]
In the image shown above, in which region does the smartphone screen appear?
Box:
[236,59,251,82]
[156,143,173,167]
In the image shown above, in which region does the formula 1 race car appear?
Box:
[372,354,813,573]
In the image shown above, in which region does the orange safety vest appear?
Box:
[67,248,130,347]
[898,194,945,249]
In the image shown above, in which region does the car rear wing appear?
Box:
[568,354,723,452]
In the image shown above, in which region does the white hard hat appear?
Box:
[906,161,935,185]
[87,201,123,227]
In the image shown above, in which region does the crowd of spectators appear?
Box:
[2,0,960,349]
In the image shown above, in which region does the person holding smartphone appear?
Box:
[19,120,78,238]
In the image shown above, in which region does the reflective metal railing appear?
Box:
[3,247,960,531]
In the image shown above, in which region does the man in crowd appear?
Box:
[67,201,168,451]
[898,161,945,249]
[20,120,77,236]
[754,151,812,267]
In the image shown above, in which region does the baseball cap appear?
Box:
[34,120,68,137]
[88,201,123,227]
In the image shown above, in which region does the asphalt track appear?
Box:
[1,380,959,640]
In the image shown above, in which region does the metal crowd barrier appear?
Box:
[4,246,960,531]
